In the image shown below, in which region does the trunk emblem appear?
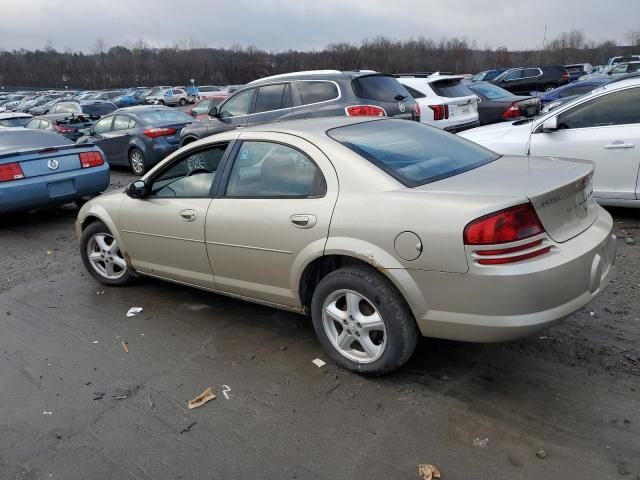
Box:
[398,103,406,113]
[47,159,59,170]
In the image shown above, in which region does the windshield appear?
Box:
[328,120,499,187]
[82,103,117,116]
[138,109,193,124]
[468,82,511,100]
[352,75,410,101]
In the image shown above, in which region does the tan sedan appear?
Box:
[76,117,616,374]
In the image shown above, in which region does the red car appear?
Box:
[187,96,228,119]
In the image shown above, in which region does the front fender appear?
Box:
[76,195,129,262]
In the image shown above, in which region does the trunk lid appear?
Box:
[421,155,597,243]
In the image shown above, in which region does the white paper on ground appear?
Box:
[312,358,326,367]
[126,307,143,317]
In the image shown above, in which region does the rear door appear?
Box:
[88,115,125,165]
[103,115,136,164]
[205,133,338,307]
[246,82,293,126]
[529,86,640,200]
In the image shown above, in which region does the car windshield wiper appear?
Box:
[394,94,408,101]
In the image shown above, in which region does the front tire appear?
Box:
[80,221,135,286]
[178,98,187,106]
[311,266,419,375]
[129,148,146,175]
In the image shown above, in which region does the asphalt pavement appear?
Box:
[1,169,639,479]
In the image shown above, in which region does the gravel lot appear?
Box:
[1,168,639,479]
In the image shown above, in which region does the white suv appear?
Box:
[147,88,190,106]
[397,74,479,132]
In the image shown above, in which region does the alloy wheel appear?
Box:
[322,289,387,363]
[86,233,127,280]
[130,150,145,175]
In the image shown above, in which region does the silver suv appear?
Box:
[147,88,190,107]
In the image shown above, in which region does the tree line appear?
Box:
[1,30,639,90]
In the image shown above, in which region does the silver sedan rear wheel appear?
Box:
[86,233,127,280]
[322,289,387,363]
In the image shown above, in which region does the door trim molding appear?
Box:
[206,240,292,254]
[122,229,203,243]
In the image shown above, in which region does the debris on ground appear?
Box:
[188,387,216,409]
[536,449,547,459]
[472,437,490,448]
[312,358,326,368]
[148,392,159,415]
[222,385,231,400]
[121,341,129,353]
[91,340,99,344]
[418,464,441,479]
[280,346,287,351]
[626,237,635,245]
[96,290,105,295]
[93,392,105,400]
[180,421,197,434]
[126,307,143,317]
[46,250,52,255]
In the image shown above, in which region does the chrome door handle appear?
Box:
[180,209,197,222]
[290,214,317,229]
[605,142,633,149]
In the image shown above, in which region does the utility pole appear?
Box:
[540,25,548,66]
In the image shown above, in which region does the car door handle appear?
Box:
[605,141,634,149]
[290,214,317,229]
[180,209,197,222]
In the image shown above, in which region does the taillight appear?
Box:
[79,151,104,168]
[502,102,522,120]
[55,124,74,133]
[561,71,570,81]
[464,204,549,265]
[414,102,421,120]
[345,105,386,117]
[464,204,545,245]
[143,127,177,138]
[0,162,25,182]
[429,104,449,121]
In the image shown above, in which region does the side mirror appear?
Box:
[127,180,148,198]
[541,116,558,132]
[208,105,219,118]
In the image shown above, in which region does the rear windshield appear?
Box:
[351,75,410,102]
[0,129,73,153]
[468,82,511,100]
[327,120,499,187]
[82,103,117,116]
[430,79,474,98]
[0,117,31,127]
[137,109,193,124]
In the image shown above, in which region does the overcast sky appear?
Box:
[1,0,639,52]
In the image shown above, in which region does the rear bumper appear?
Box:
[0,164,110,213]
[445,120,480,133]
[406,208,616,342]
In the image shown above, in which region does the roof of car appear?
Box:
[247,70,380,85]
[236,116,385,139]
[0,112,32,120]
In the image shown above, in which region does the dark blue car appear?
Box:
[471,69,507,82]
[76,106,194,175]
[0,128,109,213]
[531,79,608,105]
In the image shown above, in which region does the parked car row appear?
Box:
[5,66,636,374]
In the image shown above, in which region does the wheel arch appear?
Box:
[297,252,428,321]
[77,205,130,264]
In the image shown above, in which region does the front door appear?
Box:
[205,133,339,307]
[529,86,640,200]
[119,142,231,288]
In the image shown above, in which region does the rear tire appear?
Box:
[80,221,135,286]
[310,266,419,375]
[179,98,187,106]
[129,148,146,175]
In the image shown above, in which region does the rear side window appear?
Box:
[0,117,31,127]
[352,75,409,102]
[523,68,541,77]
[297,81,339,105]
[254,83,290,113]
[430,79,473,98]
[328,120,498,187]
[82,103,117,116]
